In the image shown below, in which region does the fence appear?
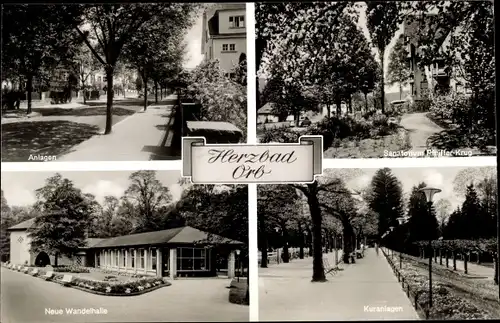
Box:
[381,248,430,319]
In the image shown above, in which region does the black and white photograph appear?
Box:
[257,166,499,320]
[0,170,249,322]
[1,3,247,162]
[256,1,495,158]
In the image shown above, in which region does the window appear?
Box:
[139,249,145,269]
[222,44,235,52]
[222,44,228,52]
[131,249,136,268]
[177,247,209,271]
[229,15,245,28]
[229,44,236,51]
[122,249,126,267]
[150,248,157,270]
[115,250,119,267]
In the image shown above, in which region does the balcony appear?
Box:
[432,68,449,79]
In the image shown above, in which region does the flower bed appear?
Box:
[52,265,90,273]
[383,250,494,319]
[68,276,170,296]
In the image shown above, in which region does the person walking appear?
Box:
[375,242,379,256]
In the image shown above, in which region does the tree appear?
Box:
[434,198,452,236]
[67,43,102,104]
[406,183,439,250]
[74,4,195,134]
[387,34,410,100]
[366,168,405,238]
[122,5,195,110]
[28,174,96,266]
[2,5,83,114]
[122,171,172,233]
[257,185,302,264]
[366,1,401,114]
[187,60,247,137]
[460,184,484,239]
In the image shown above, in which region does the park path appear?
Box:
[400,113,443,153]
[56,95,179,162]
[259,248,420,321]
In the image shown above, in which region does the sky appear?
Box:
[183,10,204,69]
[1,171,184,208]
[341,167,496,211]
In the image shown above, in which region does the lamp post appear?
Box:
[275,227,281,264]
[420,187,441,309]
[235,249,241,282]
[303,230,308,258]
[397,216,410,269]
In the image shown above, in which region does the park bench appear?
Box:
[16,265,22,271]
[60,274,73,286]
[22,267,29,273]
[41,271,54,280]
[30,268,39,276]
[323,258,338,277]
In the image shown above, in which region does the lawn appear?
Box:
[386,252,500,320]
[1,99,145,162]
[324,129,411,158]
[228,278,249,306]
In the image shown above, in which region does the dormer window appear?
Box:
[229,15,245,28]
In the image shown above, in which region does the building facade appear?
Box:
[201,3,246,74]
[403,15,469,102]
[8,221,243,279]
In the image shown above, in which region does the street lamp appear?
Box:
[397,216,409,269]
[275,227,281,264]
[420,187,441,309]
[302,230,308,259]
[235,249,241,282]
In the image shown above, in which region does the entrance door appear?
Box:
[216,250,229,277]
[161,248,170,277]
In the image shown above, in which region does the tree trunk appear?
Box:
[307,188,326,282]
[299,223,304,260]
[295,111,300,127]
[342,222,355,264]
[143,76,148,111]
[26,75,33,114]
[364,92,368,113]
[282,228,290,263]
[154,81,158,103]
[399,83,403,100]
[348,93,352,114]
[104,68,114,134]
[335,98,342,116]
[54,253,59,267]
[452,251,457,270]
[464,253,468,274]
[439,249,443,265]
[445,251,449,267]
[259,215,268,268]
[494,254,498,285]
[326,104,331,118]
[380,50,385,114]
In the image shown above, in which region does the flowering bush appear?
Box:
[186,60,247,140]
[53,265,90,273]
[69,276,170,295]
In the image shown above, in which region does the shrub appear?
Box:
[70,276,169,294]
[52,265,90,273]
[259,126,301,144]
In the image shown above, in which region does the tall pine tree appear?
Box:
[460,184,483,239]
[367,168,405,237]
[406,183,439,246]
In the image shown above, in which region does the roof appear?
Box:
[186,121,242,133]
[258,102,277,115]
[84,238,106,249]
[92,226,243,249]
[7,218,35,231]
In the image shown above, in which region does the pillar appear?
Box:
[169,248,177,279]
[156,249,162,278]
[228,251,236,278]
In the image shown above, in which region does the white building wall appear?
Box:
[9,231,31,265]
[212,38,246,72]
[218,9,246,34]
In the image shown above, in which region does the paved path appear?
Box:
[259,248,420,321]
[400,112,443,153]
[56,95,179,161]
[1,268,248,323]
